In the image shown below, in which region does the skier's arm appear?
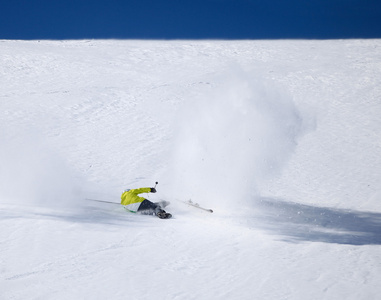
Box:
[129,187,152,195]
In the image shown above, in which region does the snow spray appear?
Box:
[166,69,307,211]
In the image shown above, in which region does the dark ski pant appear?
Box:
[137,199,164,215]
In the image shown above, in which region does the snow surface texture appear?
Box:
[1,40,381,299]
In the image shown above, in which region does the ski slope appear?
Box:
[1,39,381,299]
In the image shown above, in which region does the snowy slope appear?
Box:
[1,39,381,299]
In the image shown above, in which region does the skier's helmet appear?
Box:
[124,189,131,192]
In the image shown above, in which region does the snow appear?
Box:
[1,39,381,299]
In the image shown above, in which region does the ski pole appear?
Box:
[154,181,158,189]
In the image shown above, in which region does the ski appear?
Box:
[182,199,213,213]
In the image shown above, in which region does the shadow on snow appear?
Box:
[251,197,381,246]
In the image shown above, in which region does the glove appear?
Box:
[150,187,157,193]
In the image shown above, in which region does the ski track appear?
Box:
[1,39,381,299]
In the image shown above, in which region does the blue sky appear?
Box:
[1,0,380,39]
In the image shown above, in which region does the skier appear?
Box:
[121,187,172,219]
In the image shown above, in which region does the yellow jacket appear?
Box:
[121,187,152,212]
